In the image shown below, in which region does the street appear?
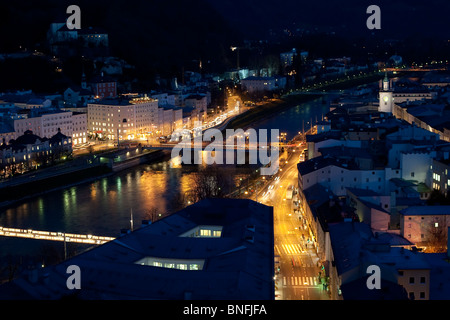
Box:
[255,137,330,300]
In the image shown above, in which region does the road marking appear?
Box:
[279,243,308,255]
[286,244,293,254]
[303,277,309,285]
[282,276,320,288]
[275,245,280,254]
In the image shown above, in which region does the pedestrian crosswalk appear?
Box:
[275,244,305,255]
[281,276,319,287]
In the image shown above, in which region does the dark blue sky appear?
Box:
[207,0,450,40]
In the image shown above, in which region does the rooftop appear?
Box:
[346,187,383,198]
[0,198,274,300]
[340,276,408,300]
[400,206,450,216]
[328,221,373,275]
[305,130,342,143]
[422,253,450,300]
[297,155,359,176]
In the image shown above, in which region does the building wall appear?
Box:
[379,91,393,113]
[241,78,276,94]
[393,92,434,104]
[14,111,73,139]
[41,112,73,138]
[431,159,450,193]
[93,82,117,98]
[400,214,450,245]
[71,113,87,146]
[397,269,430,300]
[152,93,176,106]
[300,165,387,197]
[0,131,16,144]
[14,117,43,137]
[392,104,449,142]
[88,100,158,140]
[400,152,433,184]
[185,96,207,114]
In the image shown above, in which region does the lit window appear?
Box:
[200,229,211,237]
[177,264,188,270]
[190,264,199,270]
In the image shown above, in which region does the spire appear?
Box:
[382,71,390,91]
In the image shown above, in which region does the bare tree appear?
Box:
[424,216,448,253]
[190,165,233,203]
[144,207,162,223]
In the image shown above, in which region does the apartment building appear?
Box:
[87,97,158,140]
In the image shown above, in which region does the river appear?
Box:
[0,95,336,261]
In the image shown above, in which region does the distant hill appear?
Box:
[0,0,242,76]
[0,0,448,92]
[206,0,450,40]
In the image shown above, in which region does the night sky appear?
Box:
[0,0,448,91]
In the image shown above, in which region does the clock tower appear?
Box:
[379,72,393,113]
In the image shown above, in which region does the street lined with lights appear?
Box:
[253,132,329,300]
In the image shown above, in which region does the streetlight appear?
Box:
[230,46,240,70]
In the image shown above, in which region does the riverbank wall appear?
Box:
[0,149,168,209]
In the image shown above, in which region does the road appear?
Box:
[251,135,330,300]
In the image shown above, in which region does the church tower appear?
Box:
[379,72,393,113]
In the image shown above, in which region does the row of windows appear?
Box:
[199,229,222,237]
[398,272,427,285]
[307,176,383,183]
[150,261,200,270]
[92,128,127,133]
[97,83,115,88]
[433,173,441,182]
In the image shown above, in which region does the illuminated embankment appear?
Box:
[0,226,115,245]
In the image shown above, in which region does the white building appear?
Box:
[87,97,158,141]
[297,156,402,197]
[379,73,394,113]
[184,94,207,123]
[71,112,88,145]
[14,110,72,138]
[151,93,176,107]
[13,110,87,147]
[240,76,286,95]
[157,105,183,136]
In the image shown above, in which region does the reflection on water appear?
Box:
[0,96,336,258]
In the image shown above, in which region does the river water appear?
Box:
[0,95,335,260]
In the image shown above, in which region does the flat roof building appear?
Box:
[0,198,274,300]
